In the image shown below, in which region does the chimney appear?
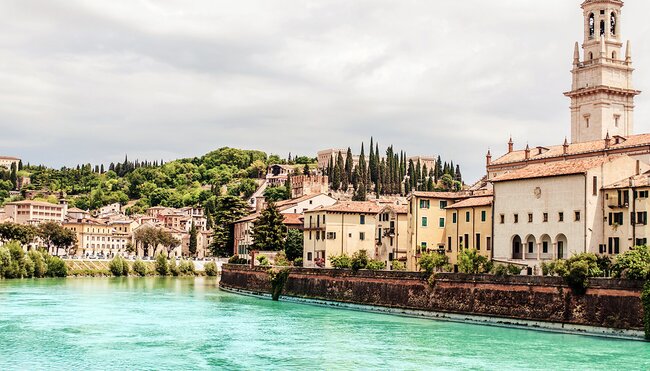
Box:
[604,132,611,149]
[508,137,514,153]
[486,149,492,166]
[524,144,530,160]
[563,137,569,155]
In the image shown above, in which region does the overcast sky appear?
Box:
[1,0,650,182]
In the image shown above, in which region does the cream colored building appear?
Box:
[0,156,20,170]
[445,196,493,266]
[63,217,137,257]
[4,200,66,225]
[408,156,436,173]
[492,155,648,272]
[375,204,408,269]
[303,201,382,268]
[601,172,650,254]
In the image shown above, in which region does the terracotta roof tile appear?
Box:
[491,134,650,166]
[603,171,650,189]
[410,191,468,199]
[491,156,618,182]
[311,201,384,214]
[283,213,303,226]
[446,196,493,209]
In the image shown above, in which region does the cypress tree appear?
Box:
[345,147,353,186]
[449,161,455,179]
[435,155,442,183]
[332,154,342,191]
[407,160,415,192]
[338,151,348,191]
[9,163,17,189]
[455,164,462,183]
[415,160,422,191]
[189,223,198,256]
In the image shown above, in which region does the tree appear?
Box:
[264,186,290,202]
[0,223,36,245]
[9,163,17,189]
[251,202,287,251]
[38,221,77,256]
[189,223,198,257]
[303,163,310,176]
[284,229,303,261]
[134,226,161,257]
[209,195,250,257]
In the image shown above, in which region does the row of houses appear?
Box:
[0,199,212,258]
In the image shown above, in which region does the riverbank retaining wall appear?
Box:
[220,264,644,332]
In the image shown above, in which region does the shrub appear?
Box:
[132,259,147,276]
[274,251,291,267]
[155,253,169,276]
[179,259,195,275]
[169,259,180,276]
[122,259,130,276]
[545,253,602,294]
[23,255,35,278]
[45,255,67,277]
[613,245,650,280]
[366,259,386,271]
[458,249,492,274]
[391,260,406,271]
[28,250,47,278]
[257,255,270,267]
[293,258,303,267]
[419,252,450,275]
[329,254,352,269]
[493,264,522,276]
[0,245,11,278]
[268,267,291,301]
[5,242,26,278]
[540,261,553,276]
[204,261,218,276]
[109,256,125,277]
[351,250,369,271]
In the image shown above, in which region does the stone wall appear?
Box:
[220,265,644,331]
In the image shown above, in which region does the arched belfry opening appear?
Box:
[589,13,595,38]
[600,20,605,36]
[611,12,617,35]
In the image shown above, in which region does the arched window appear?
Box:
[611,12,616,35]
[589,13,595,37]
[589,52,594,60]
[600,20,605,36]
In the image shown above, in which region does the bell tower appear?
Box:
[565,0,640,143]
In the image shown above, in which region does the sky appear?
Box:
[1,0,650,182]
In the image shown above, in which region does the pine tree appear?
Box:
[251,202,287,251]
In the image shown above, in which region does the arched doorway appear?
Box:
[512,235,522,260]
[556,234,568,259]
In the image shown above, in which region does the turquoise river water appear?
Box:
[0,277,649,370]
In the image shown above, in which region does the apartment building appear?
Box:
[303,201,382,268]
[4,200,66,225]
[375,204,408,269]
[444,196,493,266]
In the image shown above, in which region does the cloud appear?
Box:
[1,0,649,181]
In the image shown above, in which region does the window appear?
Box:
[452,213,457,224]
[360,215,365,225]
[481,210,486,222]
[609,212,624,226]
[327,232,336,239]
[464,234,470,249]
[514,214,519,224]
[640,191,649,199]
[439,218,445,228]
[476,234,481,250]
[575,211,581,222]
[420,200,430,209]
[528,241,534,254]
[316,231,320,240]
[307,252,313,261]
[543,213,548,223]
[589,13,595,37]
[559,212,564,222]
[359,232,365,241]
[592,176,598,196]
[323,215,326,224]
[637,212,648,225]
[465,212,470,223]
[422,217,428,227]
[486,237,492,251]
[439,200,448,209]
[528,213,533,223]
[608,237,620,254]
[543,241,549,254]
[636,238,647,246]
[447,236,452,252]
[309,231,312,240]
[421,242,427,251]
[500,214,505,224]
[309,216,313,227]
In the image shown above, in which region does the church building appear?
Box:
[489,0,650,272]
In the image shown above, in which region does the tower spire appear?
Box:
[626,40,632,63]
[573,42,580,66]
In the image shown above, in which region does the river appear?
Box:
[0,277,648,370]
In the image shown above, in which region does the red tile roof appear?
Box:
[410,191,469,199]
[446,196,493,209]
[311,201,384,214]
[491,156,617,182]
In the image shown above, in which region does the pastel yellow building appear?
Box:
[303,201,382,268]
[406,192,467,270]
[444,196,493,266]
